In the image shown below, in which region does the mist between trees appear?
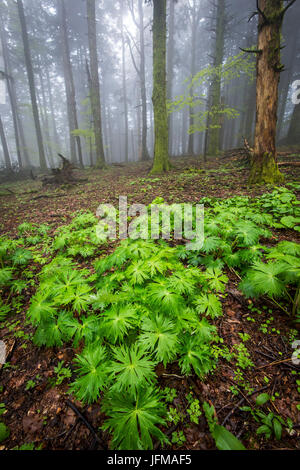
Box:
[0,0,299,183]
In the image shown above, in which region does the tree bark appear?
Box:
[86,0,105,168]
[151,0,170,174]
[59,0,83,168]
[286,102,300,146]
[17,0,47,170]
[120,4,129,163]
[0,116,12,170]
[249,0,286,184]
[207,0,226,156]
[187,1,198,156]
[167,0,175,156]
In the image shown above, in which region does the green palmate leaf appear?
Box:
[146,280,184,315]
[70,343,108,403]
[11,248,32,266]
[33,318,65,347]
[100,305,138,343]
[125,260,150,285]
[28,293,56,326]
[201,236,223,254]
[71,284,93,312]
[0,268,13,286]
[102,387,167,450]
[71,315,100,346]
[196,319,217,342]
[240,261,286,298]
[233,221,262,247]
[110,344,156,392]
[194,294,223,319]
[139,315,178,365]
[179,336,214,377]
[166,271,195,295]
[205,268,228,293]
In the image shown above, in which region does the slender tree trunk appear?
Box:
[45,67,61,156]
[249,0,286,184]
[17,0,47,170]
[138,0,150,161]
[207,0,225,156]
[167,0,175,156]
[120,5,129,163]
[86,0,105,168]
[38,67,55,168]
[0,116,12,170]
[0,15,24,168]
[59,0,83,167]
[187,4,197,156]
[287,102,300,145]
[151,0,170,174]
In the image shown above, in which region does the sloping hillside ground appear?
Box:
[0,155,299,451]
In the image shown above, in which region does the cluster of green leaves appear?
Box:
[52,212,106,258]
[240,393,291,441]
[25,231,224,449]
[169,50,255,134]
[179,187,300,318]
[0,234,34,322]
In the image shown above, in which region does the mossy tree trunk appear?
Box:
[249,0,291,184]
[151,0,170,174]
[207,0,225,157]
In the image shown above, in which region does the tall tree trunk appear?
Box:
[45,67,61,157]
[59,0,83,168]
[0,116,12,170]
[151,0,170,174]
[138,0,150,161]
[17,0,47,170]
[120,5,129,163]
[207,0,225,156]
[0,14,25,168]
[38,67,55,168]
[187,2,197,156]
[286,103,300,145]
[167,0,175,156]
[86,0,105,168]
[249,0,288,184]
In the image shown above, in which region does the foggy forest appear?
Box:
[0,0,299,454]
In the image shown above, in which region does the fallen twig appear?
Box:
[66,400,106,450]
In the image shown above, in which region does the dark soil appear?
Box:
[0,155,299,450]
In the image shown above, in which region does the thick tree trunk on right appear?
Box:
[249,0,285,184]
[151,0,170,174]
[86,0,105,168]
[17,0,47,170]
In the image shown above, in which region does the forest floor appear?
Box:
[0,154,299,451]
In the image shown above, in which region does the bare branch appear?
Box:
[281,0,297,17]
[239,47,262,54]
[126,36,141,78]
[256,0,269,24]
